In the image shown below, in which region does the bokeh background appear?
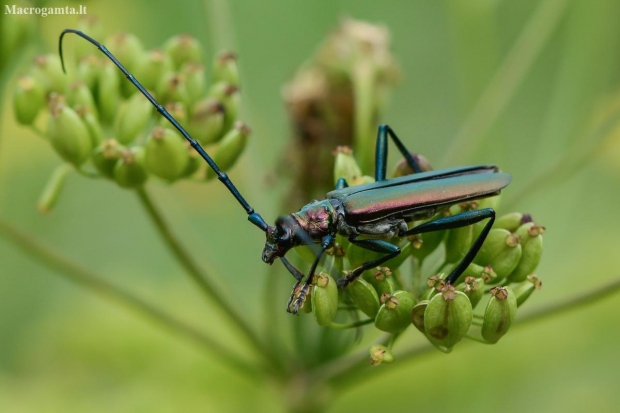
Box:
[1,0,620,411]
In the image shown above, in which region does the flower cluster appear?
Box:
[13,18,249,210]
[298,147,544,363]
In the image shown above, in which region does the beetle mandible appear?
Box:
[59,29,510,314]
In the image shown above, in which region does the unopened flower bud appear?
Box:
[47,102,93,166]
[68,81,99,119]
[164,34,202,69]
[333,146,362,185]
[145,126,190,181]
[507,222,544,283]
[213,52,239,85]
[209,82,239,130]
[346,277,380,318]
[97,61,122,123]
[410,216,445,261]
[76,55,102,90]
[134,49,174,91]
[181,62,207,104]
[513,274,542,307]
[474,228,522,282]
[157,72,190,106]
[74,16,103,61]
[481,286,517,344]
[92,139,125,179]
[38,165,70,214]
[13,75,45,125]
[114,92,153,144]
[369,344,394,366]
[159,102,188,128]
[180,141,201,178]
[205,121,250,180]
[75,105,104,147]
[445,205,474,263]
[411,300,429,333]
[311,272,338,326]
[495,212,528,232]
[114,147,149,188]
[187,98,225,144]
[375,291,416,334]
[456,276,485,309]
[31,54,68,95]
[363,267,395,296]
[423,289,472,352]
[105,33,144,81]
[390,153,433,178]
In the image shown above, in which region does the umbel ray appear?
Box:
[59,29,511,314]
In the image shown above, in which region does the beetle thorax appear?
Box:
[290,199,338,240]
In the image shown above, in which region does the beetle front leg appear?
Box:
[338,239,401,288]
[401,208,495,284]
[287,234,335,314]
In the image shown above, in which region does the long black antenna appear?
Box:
[59,29,269,232]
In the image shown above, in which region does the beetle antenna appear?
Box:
[59,29,269,232]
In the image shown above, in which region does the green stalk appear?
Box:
[0,217,259,378]
[135,187,284,374]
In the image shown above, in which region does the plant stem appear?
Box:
[320,276,620,391]
[135,187,284,373]
[328,319,374,330]
[441,0,569,166]
[0,217,259,378]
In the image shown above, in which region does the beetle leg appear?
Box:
[287,234,335,314]
[375,124,424,181]
[338,239,401,288]
[335,177,349,190]
[280,256,304,281]
[400,208,496,284]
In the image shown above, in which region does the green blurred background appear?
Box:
[2,0,620,411]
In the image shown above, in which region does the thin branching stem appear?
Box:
[0,217,260,378]
[135,187,285,374]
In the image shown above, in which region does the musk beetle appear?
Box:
[59,29,511,314]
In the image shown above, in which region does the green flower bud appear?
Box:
[311,272,338,326]
[76,55,102,91]
[105,33,144,83]
[68,81,99,118]
[38,165,70,214]
[369,344,394,366]
[159,102,188,128]
[114,92,153,144]
[75,105,104,147]
[182,62,207,104]
[513,275,542,307]
[157,72,190,106]
[390,153,433,178]
[454,262,497,285]
[445,204,477,263]
[213,52,240,85]
[507,222,544,283]
[363,266,395,296]
[74,16,104,61]
[181,142,201,178]
[375,291,416,334]
[164,34,202,69]
[93,139,125,179]
[481,286,517,344]
[145,126,189,181]
[411,300,429,334]
[31,54,68,95]
[333,146,363,185]
[456,276,485,309]
[474,228,522,282]
[47,102,93,166]
[114,147,148,188]
[205,121,250,180]
[495,212,532,232]
[423,287,473,352]
[187,98,225,144]
[209,82,239,131]
[97,61,122,124]
[134,49,174,91]
[410,216,445,261]
[13,76,45,125]
[346,277,380,318]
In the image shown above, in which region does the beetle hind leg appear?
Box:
[375,124,426,181]
[401,208,495,284]
[338,238,401,288]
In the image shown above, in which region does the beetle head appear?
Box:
[261,217,299,264]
